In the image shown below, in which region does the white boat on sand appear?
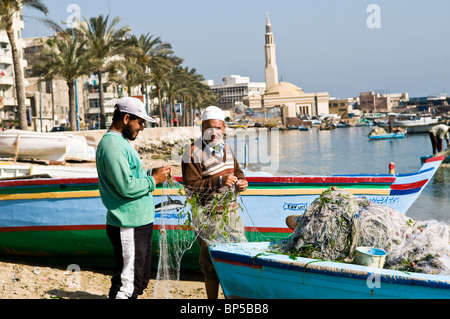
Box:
[0,130,95,163]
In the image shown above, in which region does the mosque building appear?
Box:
[245,15,330,120]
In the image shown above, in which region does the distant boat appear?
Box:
[209,242,450,299]
[356,120,373,127]
[227,122,249,129]
[319,124,336,130]
[369,132,406,140]
[298,125,310,131]
[392,116,441,134]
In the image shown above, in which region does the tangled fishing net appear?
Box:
[153,177,275,299]
[272,187,450,275]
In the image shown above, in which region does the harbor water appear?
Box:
[229,126,449,223]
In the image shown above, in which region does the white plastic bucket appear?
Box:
[354,247,386,268]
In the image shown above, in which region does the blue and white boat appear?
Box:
[209,242,450,299]
[369,132,406,140]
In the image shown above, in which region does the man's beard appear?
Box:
[122,124,137,141]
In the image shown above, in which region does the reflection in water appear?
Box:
[229,126,449,223]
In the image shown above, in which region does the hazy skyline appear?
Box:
[22,0,450,99]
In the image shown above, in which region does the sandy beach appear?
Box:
[0,258,225,299]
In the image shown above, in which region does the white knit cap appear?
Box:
[202,106,225,122]
[116,97,155,122]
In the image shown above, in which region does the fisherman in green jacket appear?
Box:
[96,97,172,299]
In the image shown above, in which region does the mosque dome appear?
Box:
[264,82,304,97]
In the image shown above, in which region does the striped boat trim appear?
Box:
[0,176,431,200]
[0,187,396,201]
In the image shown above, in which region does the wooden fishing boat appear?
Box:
[369,132,406,140]
[0,155,444,268]
[209,242,450,299]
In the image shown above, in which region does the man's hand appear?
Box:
[222,175,248,192]
[222,174,238,188]
[152,165,173,184]
[235,179,248,192]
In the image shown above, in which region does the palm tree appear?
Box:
[131,33,173,123]
[81,15,131,129]
[0,0,49,130]
[33,32,91,130]
[162,65,191,126]
[148,54,182,126]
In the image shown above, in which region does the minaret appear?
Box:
[265,14,279,90]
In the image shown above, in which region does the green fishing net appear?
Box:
[153,178,276,299]
[272,187,450,275]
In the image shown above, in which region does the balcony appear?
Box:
[87,91,115,100]
[0,54,13,65]
[0,76,14,86]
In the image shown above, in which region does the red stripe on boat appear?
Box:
[244,226,292,233]
[0,225,105,233]
[390,179,428,190]
[0,178,99,187]
[213,258,262,270]
[245,176,395,184]
[424,155,445,163]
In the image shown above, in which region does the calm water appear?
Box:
[229,126,449,223]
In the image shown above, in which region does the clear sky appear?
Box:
[22,0,450,99]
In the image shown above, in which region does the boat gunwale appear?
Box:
[210,242,450,290]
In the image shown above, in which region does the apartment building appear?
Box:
[209,75,266,110]
[0,10,29,129]
[359,91,408,113]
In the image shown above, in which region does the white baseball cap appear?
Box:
[202,106,225,122]
[116,97,155,122]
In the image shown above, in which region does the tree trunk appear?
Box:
[6,26,27,130]
[158,87,164,127]
[98,70,106,129]
[67,81,76,131]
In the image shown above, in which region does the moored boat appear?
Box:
[209,242,450,299]
[392,116,442,134]
[0,155,444,268]
[298,125,310,131]
[369,132,406,140]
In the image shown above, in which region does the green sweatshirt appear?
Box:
[96,131,156,227]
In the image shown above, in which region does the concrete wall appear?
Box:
[70,126,202,145]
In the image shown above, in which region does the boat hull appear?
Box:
[209,242,450,299]
[0,156,444,268]
[369,133,406,140]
